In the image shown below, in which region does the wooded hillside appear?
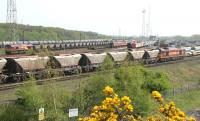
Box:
[0,23,111,41]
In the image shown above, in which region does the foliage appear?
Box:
[151,91,196,121]
[0,105,28,121]
[0,23,110,41]
[79,86,136,121]
[14,78,69,121]
[101,55,114,70]
[69,72,116,115]
[142,71,171,93]
[113,66,154,115]
[70,66,169,116]
[79,86,196,121]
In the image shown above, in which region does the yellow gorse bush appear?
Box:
[151,91,196,121]
[79,86,196,121]
[79,86,136,121]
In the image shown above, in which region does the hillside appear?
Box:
[0,23,111,41]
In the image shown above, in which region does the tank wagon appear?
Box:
[181,47,193,56]
[192,46,200,55]
[0,47,187,83]
[30,39,112,50]
[110,40,127,48]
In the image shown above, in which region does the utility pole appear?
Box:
[6,0,17,41]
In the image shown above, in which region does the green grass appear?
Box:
[150,59,200,112]
[151,59,200,87]
[167,90,200,112]
[0,77,89,102]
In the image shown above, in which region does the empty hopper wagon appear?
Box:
[143,49,160,64]
[108,52,128,66]
[3,56,49,82]
[79,53,107,72]
[51,54,82,74]
[0,59,7,83]
[128,50,145,61]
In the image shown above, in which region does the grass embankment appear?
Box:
[0,77,89,102]
[151,59,200,111]
[152,59,200,87]
[167,90,200,112]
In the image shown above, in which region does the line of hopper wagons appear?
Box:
[3,39,128,54]
[3,40,156,54]
[0,47,189,84]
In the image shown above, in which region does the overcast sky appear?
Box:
[1,0,200,36]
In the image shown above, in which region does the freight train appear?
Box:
[0,47,187,84]
[0,39,112,51]
[1,40,156,54]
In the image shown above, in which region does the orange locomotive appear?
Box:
[5,44,33,54]
[158,47,185,62]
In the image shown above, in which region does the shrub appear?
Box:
[79,86,196,121]
[142,71,171,93]
[0,105,27,121]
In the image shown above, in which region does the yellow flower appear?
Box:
[113,96,120,105]
[187,117,196,121]
[152,91,163,102]
[103,86,114,95]
[169,101,175,107]
[178,111,185,117]
[159,107,165,113]
[124,104,134,112]
[121,96,131,105]
[102,97,113,105]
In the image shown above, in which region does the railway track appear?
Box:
[0,70,113,92]
[147,55,200,67]
[0,55,200,92]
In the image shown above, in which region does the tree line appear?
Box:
[0,23,111,41]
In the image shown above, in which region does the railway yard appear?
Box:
[0,39,200,88]
[1,39,200,120]
[1,0,200,120]
[1,53,200,115]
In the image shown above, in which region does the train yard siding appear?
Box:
[0,47,185,83]
[1,56,200,103]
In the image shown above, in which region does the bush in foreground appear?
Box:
[79,86,196,121]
